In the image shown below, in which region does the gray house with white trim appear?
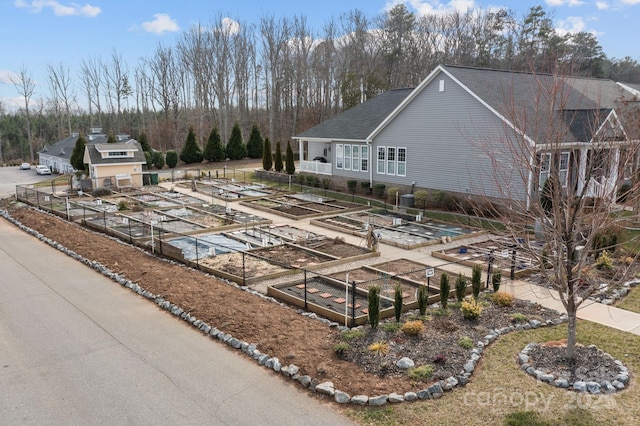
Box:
[294,65,640,209]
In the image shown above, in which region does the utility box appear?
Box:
[400,194,414,207]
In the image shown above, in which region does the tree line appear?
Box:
[2,4,640,164]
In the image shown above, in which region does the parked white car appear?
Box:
[20,162,31,170]
[35,165,51,175]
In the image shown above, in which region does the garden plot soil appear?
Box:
[199,252,287,278]
[250,244,334,268]
[3,203,590,400]
[297,238,371,258]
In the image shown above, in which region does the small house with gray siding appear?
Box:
[293,65,639,209]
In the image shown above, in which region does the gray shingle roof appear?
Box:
[87,140,146,165]
[39,134,78,160]
[295,88,413,140]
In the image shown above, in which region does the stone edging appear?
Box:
[0,208,569,406]
[518,342,630,394]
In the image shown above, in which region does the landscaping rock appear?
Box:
[368,395,388,406]
[586,381,601,394]
[554,379,569,388]
[573,381,587,392]
[351,395,368,405]
[388,392,404,403]
[404,392,418,401]
[427,382,443,398]
[334,390,350,404]
[297,375,312,388]
[316,382,335,396]
[396,357,415,369]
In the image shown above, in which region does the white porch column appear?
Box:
[298,139,304,163]
[577,148,588,194]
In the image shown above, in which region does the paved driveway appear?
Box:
[0,219,354,425]
[0,166,54,198]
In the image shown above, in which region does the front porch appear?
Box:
[297,139,333,175]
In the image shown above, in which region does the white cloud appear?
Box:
[546,0,584,6]
[14,0,100,17]
[0,70,19,85]
[621,0,640,5]
[384,0,476,17]
[595,1,609,9]
[140,13,179,34]
[221,17,240,35]
[555,16,587,35]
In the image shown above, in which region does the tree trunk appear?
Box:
[566,298,577,362]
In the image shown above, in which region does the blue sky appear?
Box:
[1,0,639,110]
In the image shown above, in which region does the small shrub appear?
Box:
[595,250,613,270]
[440,273,450,309]
[401,320,424,336]
[511,313,527,323]
[394,284,403,322]
[165,150,178,168]
[460,297,483,319]
[492,270,502,292]
[91,187,112,197]
[407,364,434,381]
[360,181,371,193]
[373,183,386,197]
[455,273,467,302]
[305,175,315,186]
[622,256,634,265]
[368,286,381,329]
[437,319,459,332]
[472,264,483,298]
[417,285,429,316]
[368,341,389,355]
[347,180,358,192]
[458,335,474,349]
[322,178,331,190]
[117,200,129,211]
[493,291,515,307]
[433,307,451,317]
[387,187,399,202]
[432,354,447,364]
[380,322,402,333]
[341,329,365,341]
[333,342,350,356]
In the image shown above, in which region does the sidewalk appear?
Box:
[161,180,640,336]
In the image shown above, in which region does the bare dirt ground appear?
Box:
[4,200,567,400]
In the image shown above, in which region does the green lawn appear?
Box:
[343,321,640,426]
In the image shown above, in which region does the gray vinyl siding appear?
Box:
[331,143,371,179]
[371,72,529,201]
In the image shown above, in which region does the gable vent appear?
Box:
[439,79,445,92]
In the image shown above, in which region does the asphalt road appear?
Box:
[0,219,354,425]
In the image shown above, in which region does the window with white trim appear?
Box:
[397,147,406,176]
[361,146,368,172]
[387,147,396,175]
[336,144,343,169]
[344,145,352,170]
[352,145,360,171]
[377,147,386,174]
[539,153,550,186]
[559,152,569,187]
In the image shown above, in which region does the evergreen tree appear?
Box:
[204,126,225,162]
[285,140,295,174]
[274,141,283,172]
[70,133,87,171]
[107,132,116,144]
[152,151,165,169]
[165,150,178,168]
[262,137,273,171]
[179,126,203,164]
[143,151,152,169]
[226,122,247,160]
[138,131,151,153]
[246,124,264,159]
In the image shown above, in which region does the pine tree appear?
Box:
[204,126,225,162]
[70,133,87,171]
[107,132,116,144]
[274,141,283,172]
[165,150,178,168]
[226,122,247,160]
[262,138,273,171]
[246,124,264,159]
[152,151,165,169]
[179,126,203,164]
[138,131,151,153]
[285,140,295,174]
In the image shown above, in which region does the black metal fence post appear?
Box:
[195,236,199,270]
[103,211,107,233]
[304,270,308,310]
[510,246,517,280]
[486,250,494,289]
[128,217,133,243]
[242,251,246,286]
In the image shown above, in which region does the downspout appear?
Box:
[367,138,372,190]
[526,149,535,212]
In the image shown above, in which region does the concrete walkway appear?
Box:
[161,180,640,336]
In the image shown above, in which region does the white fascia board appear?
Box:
[590,109,629,143]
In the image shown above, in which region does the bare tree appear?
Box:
[80,56,104,128]
[47,62,76,136]
[102,49,131,133]
[475,68,640,361]
[11,66,36,162]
